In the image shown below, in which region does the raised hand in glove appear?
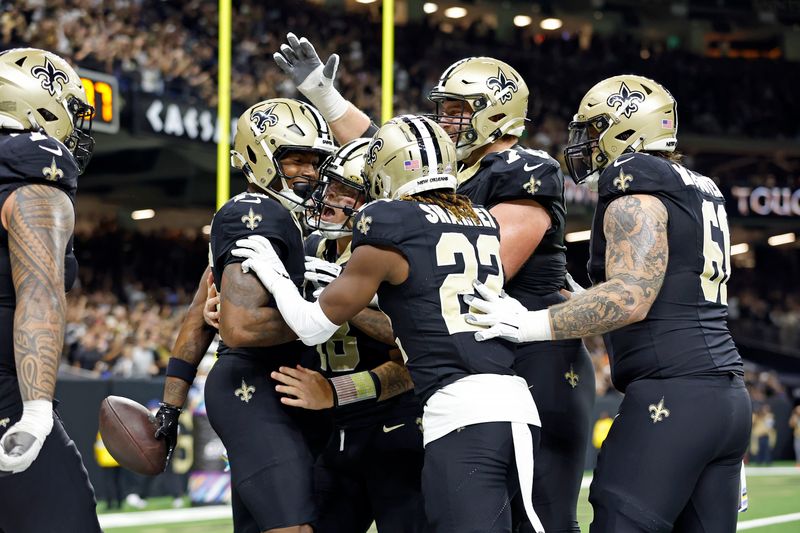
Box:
[0,400,53,475]
[154,402,181,469]
[273,32,347,122]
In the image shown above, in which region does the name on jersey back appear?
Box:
[419,204,497,228]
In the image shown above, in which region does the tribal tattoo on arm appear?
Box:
[372,349,415,401]
[218,263,298,348]
[549,194,668,340]
[349,307,396,346]
[8,185,74,402]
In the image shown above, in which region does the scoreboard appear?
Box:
[77,68,119,134]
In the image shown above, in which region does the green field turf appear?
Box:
[103,470,800,532]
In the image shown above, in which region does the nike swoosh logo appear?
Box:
[382,424,404,433]
[523,163,543,172]
[39,144,62,156]
[235,197,262,204]
[613,156,635,168]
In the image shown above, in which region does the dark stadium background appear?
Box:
[2,0,798,507]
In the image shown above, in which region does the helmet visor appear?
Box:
[564,117,608,185]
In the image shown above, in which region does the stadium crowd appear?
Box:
[4,0,799,142]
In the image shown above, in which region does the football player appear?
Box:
[231,115,544,533]
[467,75,751,532]
[0,48,101,532]
[153,98,335,533]
[274,137,425,533]
[274,34,593,532]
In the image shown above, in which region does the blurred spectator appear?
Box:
[790,406,800,466]
[751,404,776,465]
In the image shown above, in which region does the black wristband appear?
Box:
[166,357,198,384]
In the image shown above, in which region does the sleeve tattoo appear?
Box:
[373,351,415,401]
[349,307,396,346]
[549,194,668,339]
[8,185,74,401]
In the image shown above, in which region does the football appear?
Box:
[98,396,166,476]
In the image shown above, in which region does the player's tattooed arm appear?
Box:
[548,194,668,339]
[218,263,298,348]
[349,307,396,346]
[373,349,415,401]
[6,185,74,402]
[163,266,218,407]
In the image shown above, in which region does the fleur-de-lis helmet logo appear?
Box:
[607,81,646,119]
[250,105,279,134]
[31,57,69,97]
[486,68,519,104]
[366,137,384,167]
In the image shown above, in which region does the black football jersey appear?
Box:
[0,132,80,415]
[588,153,742,391]
[351,199,516,403]
[209,191,308,368]
[457,145,568,310]
[304,234,419,427]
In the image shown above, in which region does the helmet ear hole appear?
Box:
[488,113,505,124]
[37,108,59,122]
[615,129,635,141]
[246,145,258,164]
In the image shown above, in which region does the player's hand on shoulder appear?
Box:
[0,400,54,475]
[273,32,339,92]
[271,365,334,410]
[232,235,291,293]
[153,403,181,469]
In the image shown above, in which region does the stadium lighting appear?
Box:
[131,209,155,221]
[540,17,563,30]
[767,232,796,246]
[423,2,438,14]
[444,6,468,18]
[514,15,533,27]
[355,0,377,3]
[565,230,591,243]
[730,243,749,256]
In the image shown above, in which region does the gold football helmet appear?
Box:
[305,137,370,239]
[564,74,678,187]
[429,57,528,161]
[363,114,457,200]
[0,48,95,173]
[230,98,335,211]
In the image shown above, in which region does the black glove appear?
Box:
[154,402,181,470]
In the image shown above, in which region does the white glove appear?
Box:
[465,281,552,343]
[0,400,54,474]
[565,272,587,296]
[231,235,293,294]
[273,33,347,122]
[304,256,341,289]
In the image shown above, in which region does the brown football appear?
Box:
[98,396,166,476]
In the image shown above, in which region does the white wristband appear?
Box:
[297,64,349,122]
[15,400,54,440]
[517,309,553,343]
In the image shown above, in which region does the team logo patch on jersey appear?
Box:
[235,379,255,403]
[366,138,384,166]
[648,397,670,423]
[42,157,63,181]
[564,365,579,388]
[250,105,279,133]
[31,57,69,97]
[523,177,542,195]
[356,215,372,235]
[613,169,633,192]
[486,68,518,104]
[0,417,9,428]
[241,208,262,230]
[607,82,645,119]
